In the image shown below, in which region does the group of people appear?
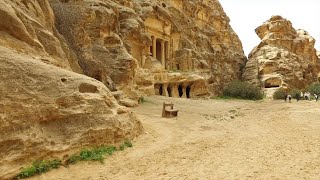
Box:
[285,91,319,102]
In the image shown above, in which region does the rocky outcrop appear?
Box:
[50,0,247,97]
[0,0,142,178]
[243,16,320,94]
[0,46,143,179]
[0,0,82,73]
[0,0,245,177]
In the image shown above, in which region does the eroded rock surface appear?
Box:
[0,0,142,178]
[243,16,320,94]
[0,0,246,178]
[50,0,246,97]
[0,46,143,179]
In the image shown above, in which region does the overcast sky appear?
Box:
[219,0,320,56]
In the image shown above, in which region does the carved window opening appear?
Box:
[156,39,162,62]
[178,85,183,97]
[264,78,281,88]
[149,45,153,57]
[176,64,180,70]
[186,86,191,98]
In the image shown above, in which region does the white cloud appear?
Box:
[219,0,320,55]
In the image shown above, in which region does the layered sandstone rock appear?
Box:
[0,0,82,73]
[243,16,320,95]
[0,0,142,178]
[0,0,245,177]
[50,0,246,97]
[0,46,143,179]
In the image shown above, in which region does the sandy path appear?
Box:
[31,96,320,179]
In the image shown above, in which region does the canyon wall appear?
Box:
[0,0,246,178]
[50,0,247,98]
[0,0,142,178]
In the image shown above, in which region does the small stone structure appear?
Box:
[162,102,179,118]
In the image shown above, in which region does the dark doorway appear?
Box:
[156,39,162,62]
[264,84,280,88]
[159,85,163,96]
[186,86,191,98]
[178,85,183,97]
[149,45,153,57]
[167,86,172,97]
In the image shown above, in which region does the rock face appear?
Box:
[0,0,245,178]
[0,0,142,178]
[50,0,246,98]
[243,16,320,94]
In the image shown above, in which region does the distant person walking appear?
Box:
[304,92,308,100]
[284,93,288,102]
[315,94,318,101]
[287,94,292,103]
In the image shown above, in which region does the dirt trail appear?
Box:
[31,96,320,179]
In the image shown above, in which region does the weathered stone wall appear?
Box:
[243,16,320,96]
[0,1,143,178]
[50,0,247,98]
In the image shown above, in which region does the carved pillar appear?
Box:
[161,40,165,67]
[152,36,156,59]
[166,41,170,70]
[172,84,179,97]
[163,83,168,96]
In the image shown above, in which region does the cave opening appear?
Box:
[178,85,183,97]
[156,39,162,62]
[186,86,191,98]
[159,85,163,96]
[167,86,172,97]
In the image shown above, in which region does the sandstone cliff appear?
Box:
[50,0,246,98]
[0,0,142,178]
[243,16,320,95]
[0,0,246,178]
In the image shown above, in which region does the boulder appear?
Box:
[243,16,320,94]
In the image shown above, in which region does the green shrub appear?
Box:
[138,96,145,103]
[119,140,133,151]
[17,142,133,178]
[273,88,287,100]
[222,80,263,100]
[16,159,61,179]
[273,88,303,100]
[305,83,320,95]
[289,88,301,99]
[67,145,117,164]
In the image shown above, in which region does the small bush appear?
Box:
[273,88,303,100]
[289,88,301,99]
[119,140,133,151]
[16,159,61,179]
[305,83,320,95]
[138,96,145,103]
[222,80,263,100]
[273,88,287,100]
